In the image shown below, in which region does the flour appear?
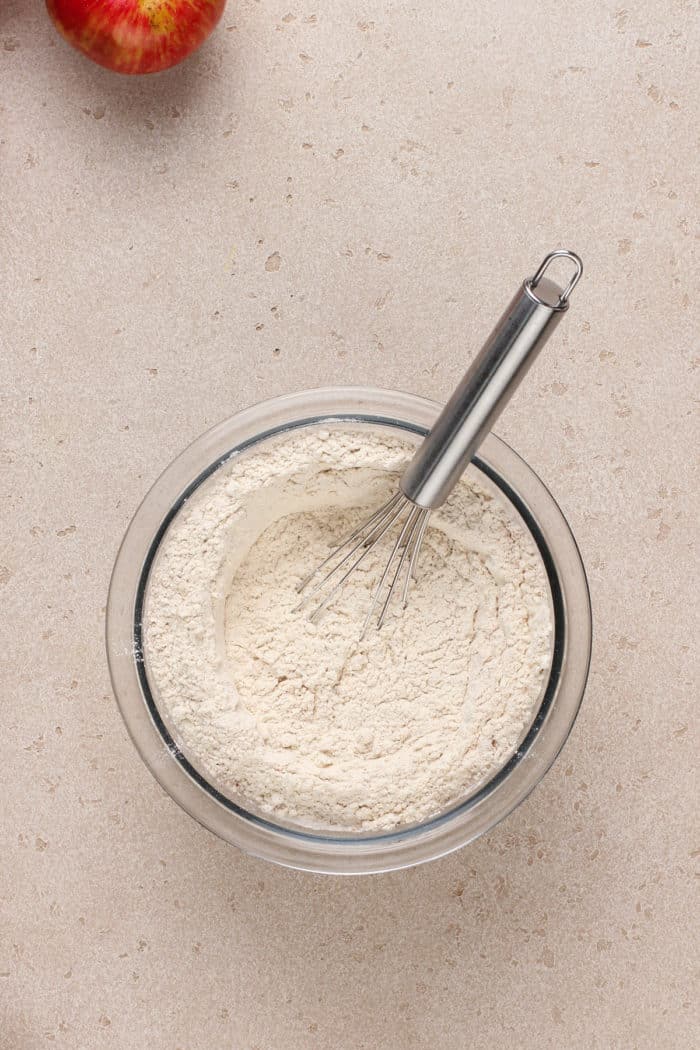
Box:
[144,427,552,832]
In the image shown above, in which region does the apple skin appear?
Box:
[46,0,226,75]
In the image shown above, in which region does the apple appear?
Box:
[46,0,226,75]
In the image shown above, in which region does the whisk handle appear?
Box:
[400,250,583,510]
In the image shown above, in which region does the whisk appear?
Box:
[296,250,583,633]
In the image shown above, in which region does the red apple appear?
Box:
[46,0,226,75]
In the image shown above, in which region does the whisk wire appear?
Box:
[295,493,407,621]
[306,499,408,623]
[402,508,430,607]
[374,505,426,633]
[295,492,402,596]
[360,504,419,635]
[296,489,433,631]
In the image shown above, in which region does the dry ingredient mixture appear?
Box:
[144,427,552,831]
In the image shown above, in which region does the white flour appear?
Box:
[144,427,552,831]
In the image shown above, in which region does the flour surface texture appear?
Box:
[144,427,552,831]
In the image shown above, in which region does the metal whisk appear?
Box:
[296,250,583,633]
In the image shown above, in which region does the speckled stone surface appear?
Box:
[2,1,698,1047]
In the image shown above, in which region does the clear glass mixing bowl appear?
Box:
[106,387,591,874]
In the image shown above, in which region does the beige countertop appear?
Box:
[2,1,698,1047]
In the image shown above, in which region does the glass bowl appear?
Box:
[106,387,591,874]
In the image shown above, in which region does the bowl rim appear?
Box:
[106,385,592,874]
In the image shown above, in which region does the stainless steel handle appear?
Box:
[400,250,583,509]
